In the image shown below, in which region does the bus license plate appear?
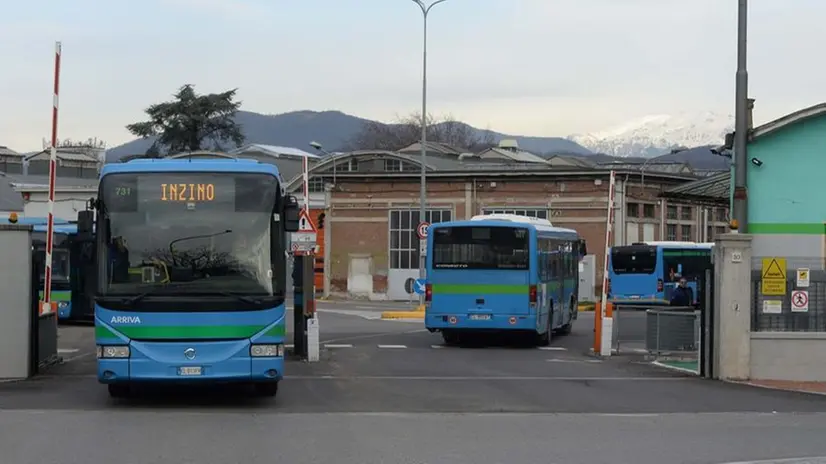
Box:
[178,366,202,376]
[469,314,491,320]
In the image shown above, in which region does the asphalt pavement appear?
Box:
[3,300,826,463]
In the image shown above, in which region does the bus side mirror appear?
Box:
[284,195,300,232]
[77,210,94,241]
[578,240,587,256]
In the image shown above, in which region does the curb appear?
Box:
[651,360,699,375]
[731,380,826,397]
[381,311,425,320]
[578,304,595,312]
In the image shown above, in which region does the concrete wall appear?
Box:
[750,332,826,381]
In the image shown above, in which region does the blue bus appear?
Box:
[88,154,300,398]
[32,223,78,320]
[607,241,713,305]
[424,214,587,346]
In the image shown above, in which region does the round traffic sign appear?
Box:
[404,277,416,294]
[792,290,808,309]
[417,221,431,240]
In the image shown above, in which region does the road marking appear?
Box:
[323,344,353,349]
[377,344,407,349]
[57,348,79,354]
[286,375,691,381]
[430,345,443,349]
[547,358,602,363]
[537,346,567,351]
[321,328,427,344]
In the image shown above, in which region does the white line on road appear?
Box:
[286,375,692,381]
[323,344,353,349]
[321,328,428,345]
[537,346,567,351]
[377,344,407,349]
[430,345,443,349]
[57,348,79,354]
[547,358,603,363]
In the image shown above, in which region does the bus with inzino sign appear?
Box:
[86,153,300,398]
[424,214,587,345]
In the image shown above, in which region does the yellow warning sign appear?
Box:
[762,258,787,280]
[761,257,787,296]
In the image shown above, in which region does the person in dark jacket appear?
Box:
[670,276,694,307]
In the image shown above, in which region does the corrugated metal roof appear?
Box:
[22,150,98,163]
[230,144,319,159]
[0,146,20,157]
[5,173,98,188]
[478,147,548,163]
[661,170,730,204]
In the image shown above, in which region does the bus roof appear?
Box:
[32,224,77,234]
[629,241,714,249]
[100,156,282,178]
[10,217,71,226]
[435,215,579,236]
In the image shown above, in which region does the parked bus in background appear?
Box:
[85,153,300,398]
[424,214,587,346]
[607,241,713,306]
[32,223,77,321]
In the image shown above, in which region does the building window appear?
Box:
[627,202,639,218]
[706,226,713,241]
[666,224,677,241]
[715,208,728,222]
[681,225,692,241]
[643,204,655,218]
[384,159,402,171]
[716,226,727,236]
[667,205,678,219]
[339,158,359,172]
[308,176,325,193]
[483,208,548,219]
[389,209,452,270]
[680,206,693,220]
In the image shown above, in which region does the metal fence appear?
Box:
[751,256,826,332]
[611,305,699,360]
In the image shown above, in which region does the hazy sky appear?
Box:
[2,0,825,151]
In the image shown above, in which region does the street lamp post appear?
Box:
[411,0,448,282]
[309,141,335,186]
[732,0,749,232]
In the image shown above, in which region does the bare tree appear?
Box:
[346,112,497,152]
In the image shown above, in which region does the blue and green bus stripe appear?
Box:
[95,324,286,340]
[39,290,71,301]
[431,280,578,295]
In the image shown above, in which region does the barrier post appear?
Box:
[292,254,306,357]
[598,170,617,357]
[302,253,319,362]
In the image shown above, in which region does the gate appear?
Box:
[699,266,715,378]
[29,250,60,375]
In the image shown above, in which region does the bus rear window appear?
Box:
[611,246,656,274]
[432,226,529,270]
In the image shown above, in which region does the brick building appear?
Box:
[285,142,720,301]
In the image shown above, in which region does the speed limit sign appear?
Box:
[416,221,430,240]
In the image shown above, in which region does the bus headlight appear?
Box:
[250,344,283,357]
[97,345,130,359]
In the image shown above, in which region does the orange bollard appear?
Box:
[594,301,603,353]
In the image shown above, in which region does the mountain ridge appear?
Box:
[105,109,730,169]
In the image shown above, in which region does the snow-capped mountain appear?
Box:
[569,112,734,158]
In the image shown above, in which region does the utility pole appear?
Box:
[732,0,749,231]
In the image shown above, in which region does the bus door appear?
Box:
[608,245,660,302]
[429,225,532,316]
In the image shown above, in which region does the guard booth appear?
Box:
[0,222,60,380]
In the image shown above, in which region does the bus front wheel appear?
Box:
[442,330,460,345]
[107,384,131,398]
[253,382,279,397]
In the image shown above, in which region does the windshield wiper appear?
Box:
[120,290,165,305]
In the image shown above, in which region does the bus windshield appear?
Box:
[611,245,657,274]
[432,226,529,270]
[98,172,279,296]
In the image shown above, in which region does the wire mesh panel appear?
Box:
[645,308,699,355]
[751,257,826,332]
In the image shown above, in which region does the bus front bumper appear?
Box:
[97,340,284,384]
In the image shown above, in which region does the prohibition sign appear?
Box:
[417,221,431,240]
[791,290,809,311]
